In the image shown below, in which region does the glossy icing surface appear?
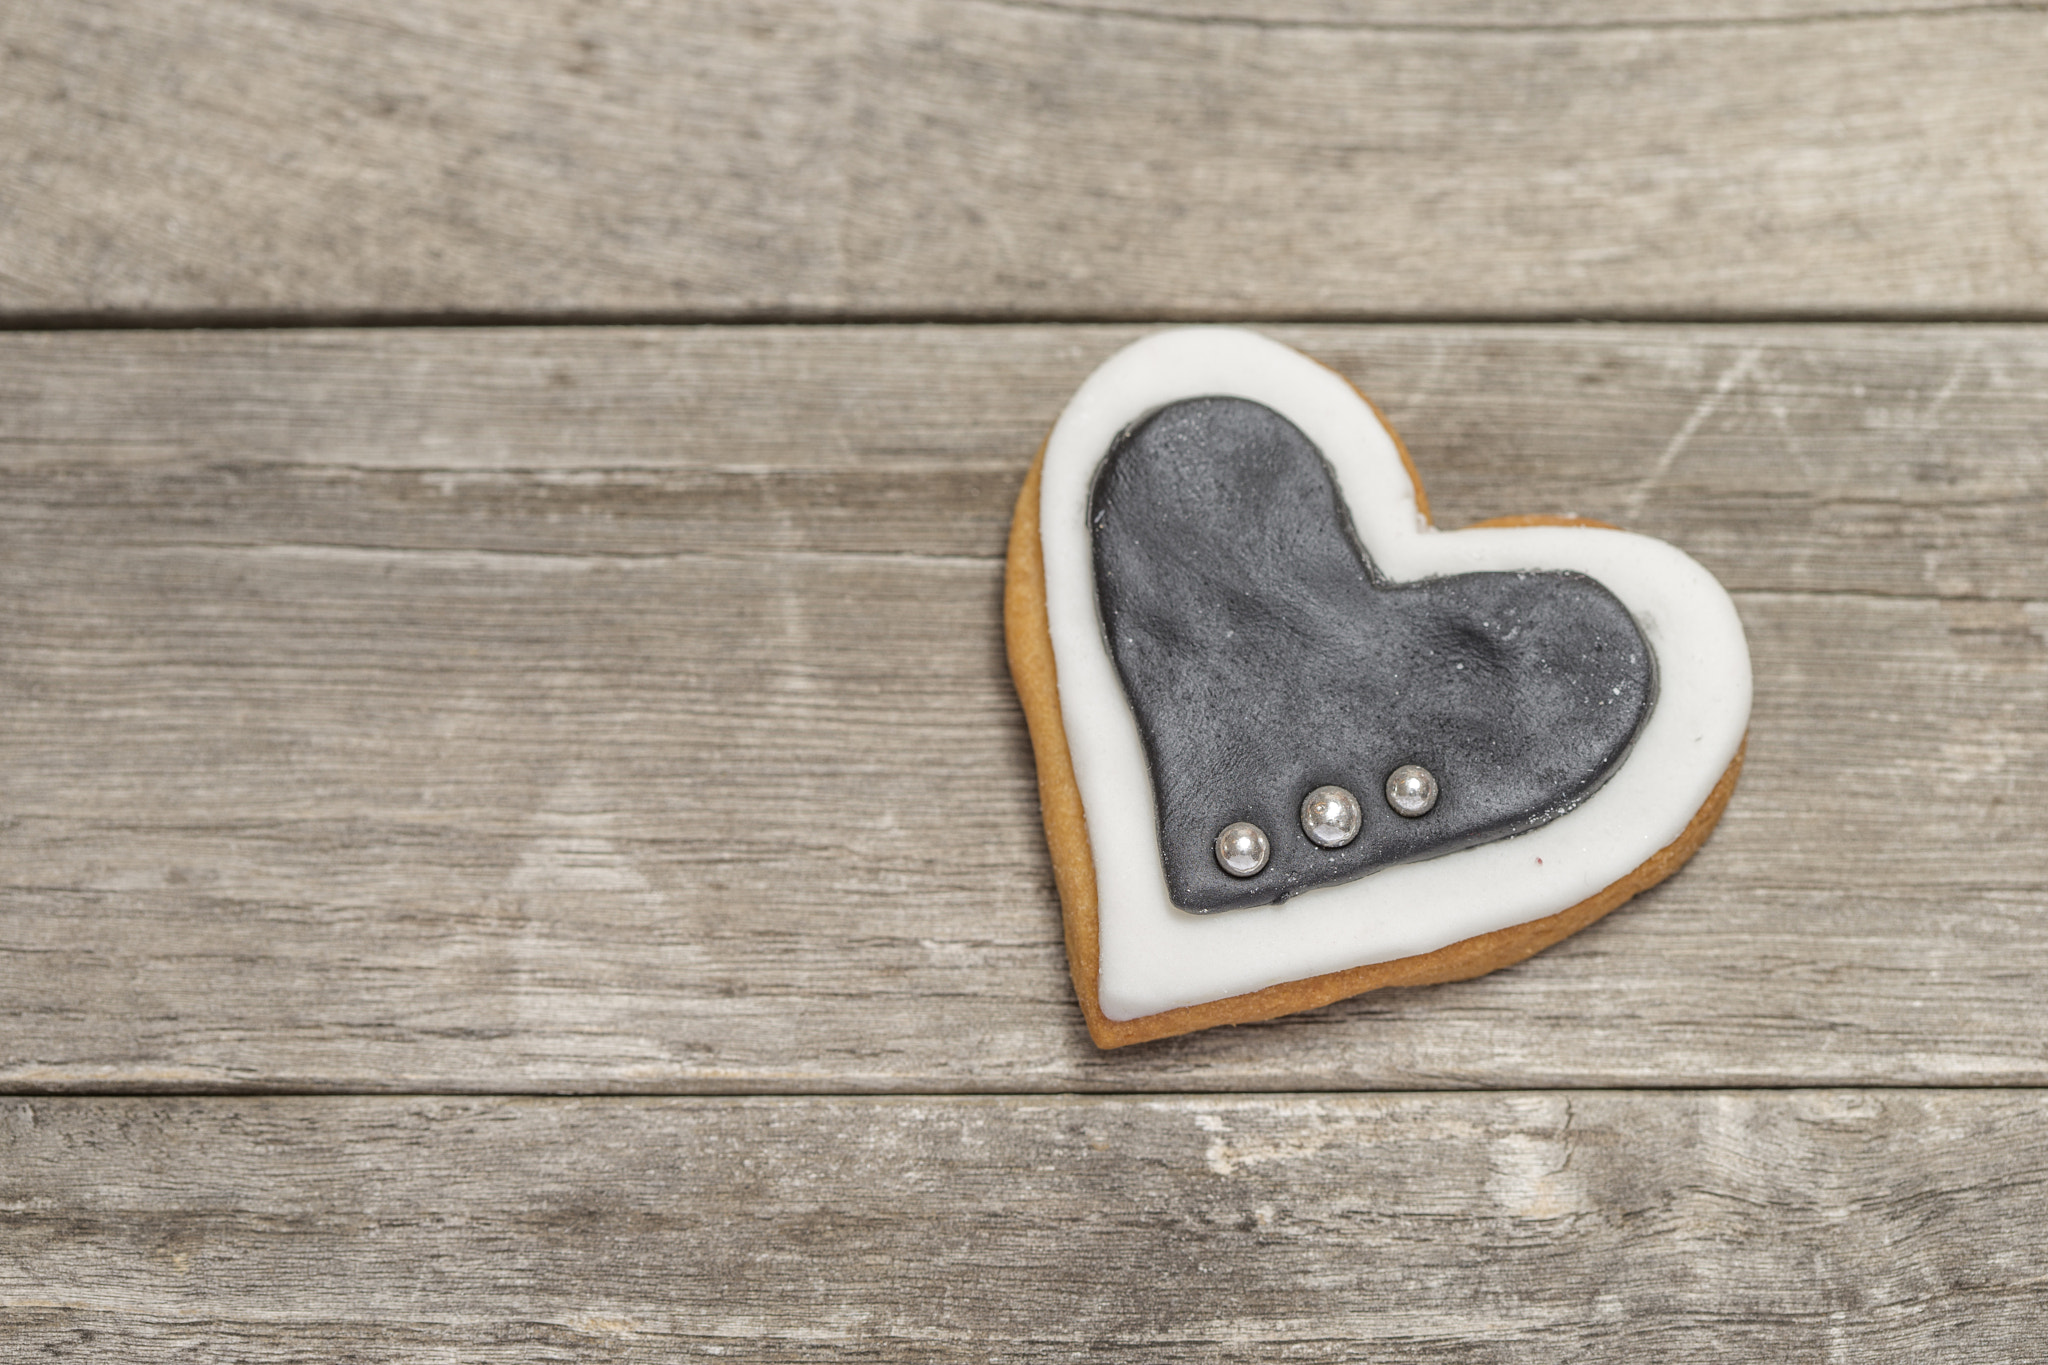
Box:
[1039,329,1752,1021]
[1092,396,1654,913]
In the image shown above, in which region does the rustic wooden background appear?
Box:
[5,2,2047,1359]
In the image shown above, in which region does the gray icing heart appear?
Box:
[1090,397,1656,913]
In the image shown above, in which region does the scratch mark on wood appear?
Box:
[1625,345,1764,520]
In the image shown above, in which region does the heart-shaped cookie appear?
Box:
[1006,328,1750,1047]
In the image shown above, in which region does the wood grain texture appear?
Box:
[5,1091,2048,1360]
[5,1,2048,318]
[3,324,2047,1092]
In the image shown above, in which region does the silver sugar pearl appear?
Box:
[1215,821,1270,877]
[1299,785,1363,848]
[1386,764,1439,817]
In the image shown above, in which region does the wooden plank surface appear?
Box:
[5,1090,2047,1359]
[4,324,2046,1092]
[6,2,2048,319]
[12,3,2044,1347]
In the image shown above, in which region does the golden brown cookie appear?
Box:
[1006,329,1749,1048]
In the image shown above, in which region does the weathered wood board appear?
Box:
[6,2,2048,318]
[10,0,2045,1349]
[5,1091,2047,1360]
[3,325,2045,1091]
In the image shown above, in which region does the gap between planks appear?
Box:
[10,311,2048,331]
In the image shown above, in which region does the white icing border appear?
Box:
[1040,328,1752,1021]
